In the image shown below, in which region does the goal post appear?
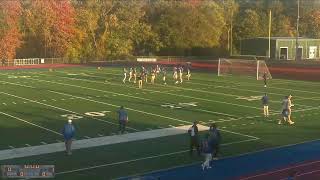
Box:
[217,58,272,80]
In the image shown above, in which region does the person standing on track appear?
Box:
[62,119,75,155]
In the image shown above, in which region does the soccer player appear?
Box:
[133,67,137,83]
[186,67,191,81]
[173,67,178,84]
[122,67,128,83]
[179,66,183,83]
[188,121,200,156]
[145,68,148,83]
[287,95,295,124]
[279,95,294,125]
[117,106,128,134]
[263,72,267,88]
[62,119,75,155]
[162,67,167,85]
[128,67,133,82]
[150,69,156,84]
[138,72,143,89]
[261,93,269,117]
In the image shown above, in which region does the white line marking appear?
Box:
[0,112,62,136]
[12,102,16,104]
[27,77,152,101]
[55,138,258,175]
[30,74,258,110]
[0,91,139,132]
[241,160,320,180]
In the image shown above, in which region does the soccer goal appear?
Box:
[217,58,272,80]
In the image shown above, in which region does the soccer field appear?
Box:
[0,66,319,179]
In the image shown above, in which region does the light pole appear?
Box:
[295,0,300,61]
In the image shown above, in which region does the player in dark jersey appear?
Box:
[263,72,267,87]
[162,67,167,85]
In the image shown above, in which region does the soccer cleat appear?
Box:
[278,122,282,125]
[289,121,295,125]
[264,85,267,88]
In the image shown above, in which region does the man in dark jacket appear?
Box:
[188,121,200,156]
[209,123,221,160]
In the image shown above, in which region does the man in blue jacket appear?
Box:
[62,119,75,155]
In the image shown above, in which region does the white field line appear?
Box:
[0,91,139,132]
[185,79,320,99]
[0,112,62,136]
[48,90,192,125]
[55,138,259,175]
[242,160,320,180]
[48,90,259,139]
[0,125,209,161]
[36,73,261,110]
[5,79,237,118]
[280,169,320,180]
[78,68,320,99]
[25,77,152,102]
[0,80,36,89]
[85,70,314,108]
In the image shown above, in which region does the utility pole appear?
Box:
[268,9,272,59]
[295,0,300,61]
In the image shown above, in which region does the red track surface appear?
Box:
[0,64,84,70]
[238,160,320,180]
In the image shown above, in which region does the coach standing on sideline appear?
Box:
[117,106,128,134]
[188,121,200,156]
[62,119,75,155]
[209,123,221,160]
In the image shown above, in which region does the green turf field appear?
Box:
[0,66,319,179]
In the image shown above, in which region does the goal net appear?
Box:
[217,59,272,80]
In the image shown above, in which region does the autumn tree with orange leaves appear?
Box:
[0,0,22,61]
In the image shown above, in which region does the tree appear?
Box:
[24,0,75,58]
[0,0,22,60]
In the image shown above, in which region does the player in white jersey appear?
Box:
[128,67,133,82]
[123,68,128,83]
[186,67,191,80]
[173,67,178,84]
[162,67,167,85]
[133,67,137,83]
[151,69,156,84]
[179,66,183,83]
